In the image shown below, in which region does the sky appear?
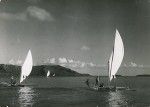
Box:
[0,0,150,75]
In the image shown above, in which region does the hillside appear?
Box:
[0,64,90,77]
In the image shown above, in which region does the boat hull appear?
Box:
[0,82,30,88]
[11,84,25,87]
[90,85,129,92]
[98,87,116,91]
[91,85,116,92]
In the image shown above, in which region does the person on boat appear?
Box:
[85,79,90,87]
[99,83,104,87]
[95,76,99,86]
[10,76,16,86]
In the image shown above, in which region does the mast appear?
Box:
[111,32,116,87]
[108,61,110,86]
[108,29,115,86]
[109,44,115,86]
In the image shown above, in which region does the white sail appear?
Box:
[20,50,33,83]
[47,70,50,77]
[109,29,124,81]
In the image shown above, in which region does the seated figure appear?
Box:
[99,83,104,87]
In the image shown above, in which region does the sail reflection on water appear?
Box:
[107,91,127,107]
[18,87,36,107]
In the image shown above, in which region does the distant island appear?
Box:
[136,74,150,77]
[0,64,90,77]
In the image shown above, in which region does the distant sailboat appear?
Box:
[19,50,33,84]
[47,70,50,77]
[98,76,100,82]
[53,73,55,77]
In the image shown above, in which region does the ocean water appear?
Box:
[0,76,150,107]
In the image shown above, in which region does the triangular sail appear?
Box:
[47,70,50,77]
[20,50,33,83]
[109,29,124,82]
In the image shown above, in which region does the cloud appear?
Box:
[27,6,54,21]
[81,46,90,51]
[16,59,22,65]
[43,57,56,64]
[68,59,74,63]
[122,62,144,68]
[44,57,105,68]
[72,60,85,68]
[60,63,67,67]
[129,62,144,68]
[130,62,137,67]
[68,59,97,68]
[9,59,22,65]
[9,59,15,65]
[87,62,95,67]
[0,6,54,22]
[80,62,86,68]
[58,57,67,63]
[49,58,56,64]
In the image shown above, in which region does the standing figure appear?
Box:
[95,76,99,86]
[85,79,90,87]
[10,76,16,86]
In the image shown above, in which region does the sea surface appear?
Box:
[0,76,150,107]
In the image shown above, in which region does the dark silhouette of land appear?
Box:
[136,74,150,77]
[0,64,90,77]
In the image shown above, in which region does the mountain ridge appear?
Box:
[0,64,90,77]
